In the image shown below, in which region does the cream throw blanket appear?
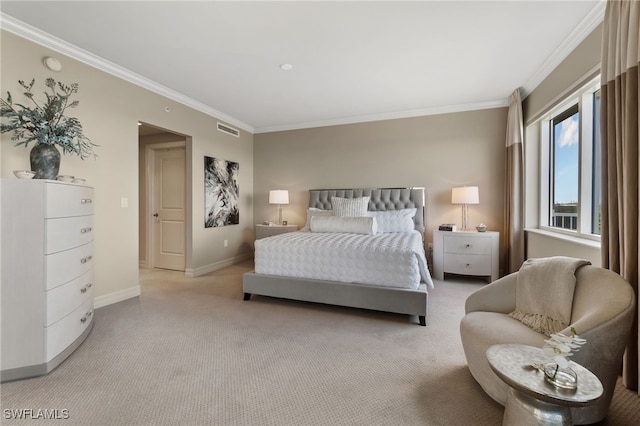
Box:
[509,256,591,336]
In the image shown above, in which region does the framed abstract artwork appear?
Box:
[204,156,239,227]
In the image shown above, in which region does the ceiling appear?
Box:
[0,1,604,134]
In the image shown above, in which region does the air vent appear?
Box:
[217,122,239,138]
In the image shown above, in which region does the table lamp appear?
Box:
[269,190,289,225]
[451,186,479,231]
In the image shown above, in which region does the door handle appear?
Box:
[153,213,159,217]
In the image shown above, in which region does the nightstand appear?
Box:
[255,224,299,240]
[432,230,499,282]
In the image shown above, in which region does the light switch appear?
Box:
[121,198,128,208]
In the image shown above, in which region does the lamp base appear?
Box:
[461,204,470,231]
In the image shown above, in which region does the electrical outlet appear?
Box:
[224,239,228,247]
[120,197,128,208]
[427,242,433,251]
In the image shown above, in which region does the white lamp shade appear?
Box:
[269,190,289,205]
[451,186,479,204]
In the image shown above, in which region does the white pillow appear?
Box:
[366,208,416,233]
[301,208,334,231]
[310,216,378,235]
[331,196,370,217]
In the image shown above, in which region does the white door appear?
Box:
[152,147,186,271]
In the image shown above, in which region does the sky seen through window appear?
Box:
[554,113,579,204]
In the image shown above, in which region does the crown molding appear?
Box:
[0,13,255,134]
[520,0,605,99]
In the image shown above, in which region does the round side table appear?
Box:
[486,343,603,426]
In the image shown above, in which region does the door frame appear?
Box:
[145,141,188,270]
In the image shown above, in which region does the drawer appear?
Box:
[444,253,491,276]
[443,235,492,255]
[45,242,93,290]
[45,215,94,254]
[46,184,94,218]
[46,298,93,362]
[46,270,94,326]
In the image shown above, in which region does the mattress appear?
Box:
[254,230,434,290]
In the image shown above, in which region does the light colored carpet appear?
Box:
[1,260,638,425]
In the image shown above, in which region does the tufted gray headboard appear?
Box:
[308,187,425,233]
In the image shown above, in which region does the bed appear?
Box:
[243,188,433,325]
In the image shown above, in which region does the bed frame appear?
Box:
[243,188,429,326]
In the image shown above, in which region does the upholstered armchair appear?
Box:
[460,264,635,425]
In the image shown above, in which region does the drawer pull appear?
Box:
[81,199,93,204]
[80,227,93,234]
[80,282,94,294]
[465,244,472,248]
[80,310,93,324]
[80,255,93,264]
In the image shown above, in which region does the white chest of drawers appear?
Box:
[1,179,95,382]
[432,230,499,282]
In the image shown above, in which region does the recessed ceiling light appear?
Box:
[280,63,293,71]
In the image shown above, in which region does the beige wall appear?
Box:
[1,31,254,303]
[526,231,601,267]
[254,108,508,271]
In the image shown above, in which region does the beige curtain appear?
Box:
[503,88,525,274]
[601,0,640,392]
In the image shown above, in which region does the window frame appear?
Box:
[538,75,601,242]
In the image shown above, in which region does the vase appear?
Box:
[30,144,61,180]
[543,362,578,390]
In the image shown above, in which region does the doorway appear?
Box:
[139,124,190,272]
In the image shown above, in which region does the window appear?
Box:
[551,104,579,230]
[540,76,601,239]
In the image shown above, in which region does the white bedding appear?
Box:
[254,230,434,290]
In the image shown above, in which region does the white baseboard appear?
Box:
[185,252,253,277]
[93,285,141,309]
[94,253,252,306]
